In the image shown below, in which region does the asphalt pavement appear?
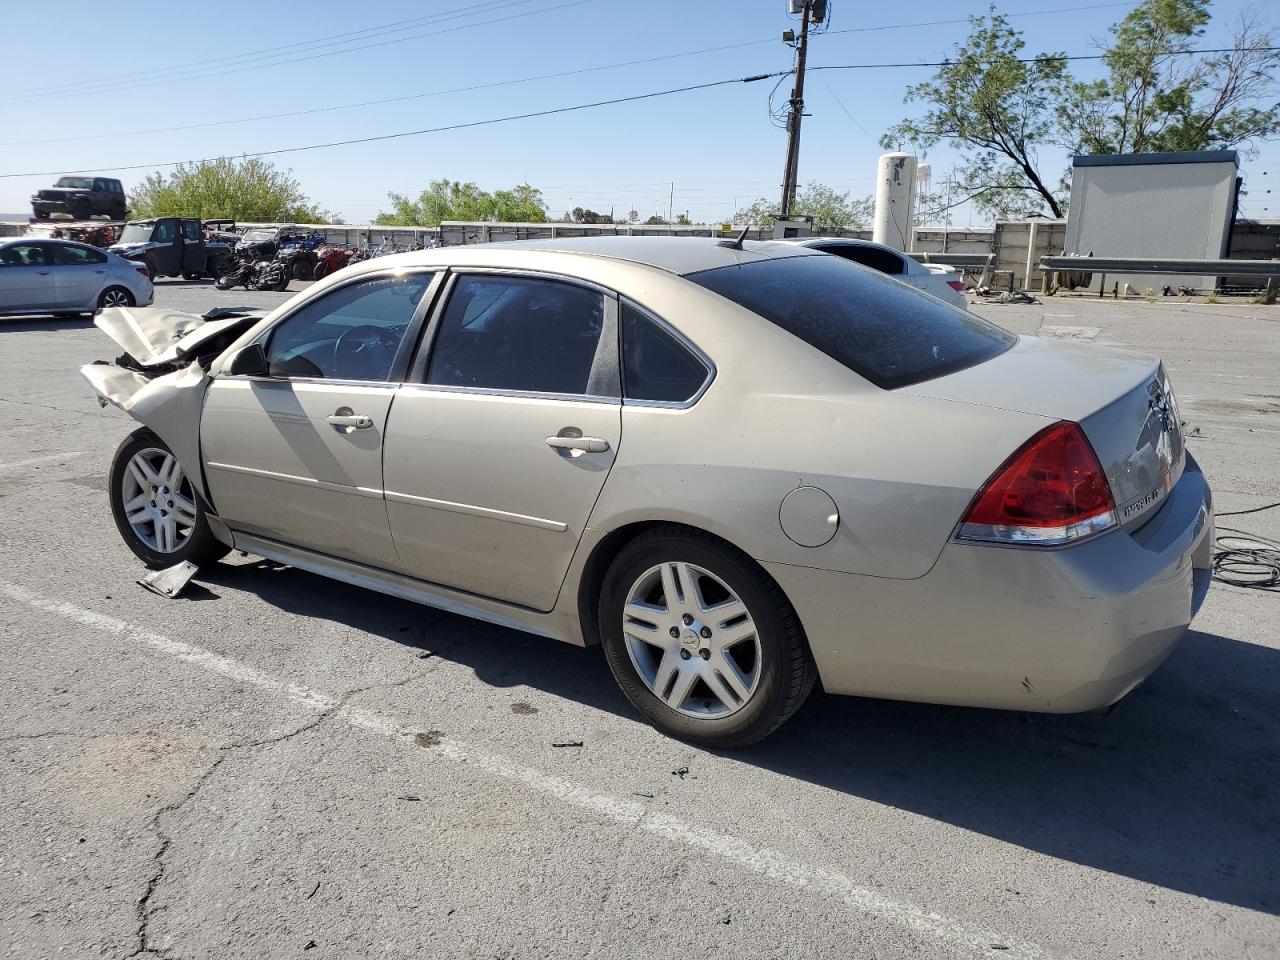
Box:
[1,279,1277,959]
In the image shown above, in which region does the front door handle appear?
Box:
[546,435,610,453]
[328,413,373,430]
[35,270,51,276]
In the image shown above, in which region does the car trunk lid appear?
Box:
[903,335,1184,530]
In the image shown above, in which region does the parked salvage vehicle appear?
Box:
[80,237,1213,747]
[31,176,128,221]
[0,238,152,317]
[790,237,969,309]
[109,218,235,281]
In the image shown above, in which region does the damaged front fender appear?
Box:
[81,360,212,501]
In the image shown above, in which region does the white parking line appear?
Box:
[0,451,85,474]
[0,580,1053,960]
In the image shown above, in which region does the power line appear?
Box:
[0,2,1147,129]
[0,0,591,106]
[1,35,785,148]
[822,1,1139,38]
[0,73,784,179]
[807,45,1280,73]
[1,0,500,99]
[6,40,1274,180]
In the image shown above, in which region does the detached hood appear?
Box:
[93,305,265,368]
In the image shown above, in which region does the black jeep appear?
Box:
[31,177,128,221]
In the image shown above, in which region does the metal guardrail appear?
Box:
[1040,255,1280,277]
[1039,255,1280,302]
[908,252,994,269]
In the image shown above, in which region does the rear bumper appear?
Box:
[766,453,1213,713]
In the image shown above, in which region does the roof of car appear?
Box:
[474,235,822,275]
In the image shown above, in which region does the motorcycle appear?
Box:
[214,256,289,292]
[312,244,352,280]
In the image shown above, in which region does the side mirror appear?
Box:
[227,342,269,377]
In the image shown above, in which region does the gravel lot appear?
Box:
[1,278,1277,959]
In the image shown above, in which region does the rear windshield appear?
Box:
[687,255,1015,389]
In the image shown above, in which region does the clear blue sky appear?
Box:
[0,0,1273,223]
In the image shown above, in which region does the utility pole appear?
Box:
[779,1,819,220]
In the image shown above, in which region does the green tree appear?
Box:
[1063,0,1280,154]
[881,7,1070,218]
[733,183,874,230]
[571,206,612,224]
[376,179,547,225]
[128,157,337,222]
[644,214,669,224]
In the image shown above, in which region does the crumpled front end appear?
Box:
[80,306,266,501]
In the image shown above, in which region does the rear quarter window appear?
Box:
[687,255,1014,389]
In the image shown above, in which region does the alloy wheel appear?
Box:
[120,447,198,554]
[101,288,131,308]
[622,561,762,718]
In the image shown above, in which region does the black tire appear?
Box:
[312,262,330,281]
[598,526,817,748]
[97,286,135,309]
[73,201,91,221]
[291,258,312,281]
[34,209,50,220]
[182,272,203,281]
[109,428,230,570]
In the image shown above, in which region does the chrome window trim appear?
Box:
[397,382,621,406]
[619,297,716,410]
[215,374,400,390]
[409,268,622,402]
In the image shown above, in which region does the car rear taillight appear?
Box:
[134,263,151,279]
[957,421,1117,546]
[946,279,966,293]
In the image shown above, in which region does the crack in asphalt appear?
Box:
[123,672,421,960]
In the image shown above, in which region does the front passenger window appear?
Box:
[265,273,433,381]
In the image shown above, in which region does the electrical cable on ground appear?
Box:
[1212,503,1280,592]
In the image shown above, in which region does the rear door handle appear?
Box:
[328,414,373,430]
[35,270,51,275]
[546,435,610,453]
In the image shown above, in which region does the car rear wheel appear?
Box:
[599,526,817,747]
[98,287,134,309]
[109,429,230,570]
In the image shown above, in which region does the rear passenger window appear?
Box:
[426,275,615,396]
[52,244,107,265]
[621,303,710,403]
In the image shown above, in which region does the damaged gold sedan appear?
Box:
[83,238,1214,746]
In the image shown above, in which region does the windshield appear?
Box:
[239,229,276,244]
[687,254,1015,390]
[54,177,95,189]
[118,223,154,244]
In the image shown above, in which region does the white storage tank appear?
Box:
[873,152,918,251]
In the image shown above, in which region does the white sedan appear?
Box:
[0,238,154,318]
[794,237,969,309]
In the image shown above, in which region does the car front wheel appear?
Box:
[599,526,817,747]
[109,429,230,570]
